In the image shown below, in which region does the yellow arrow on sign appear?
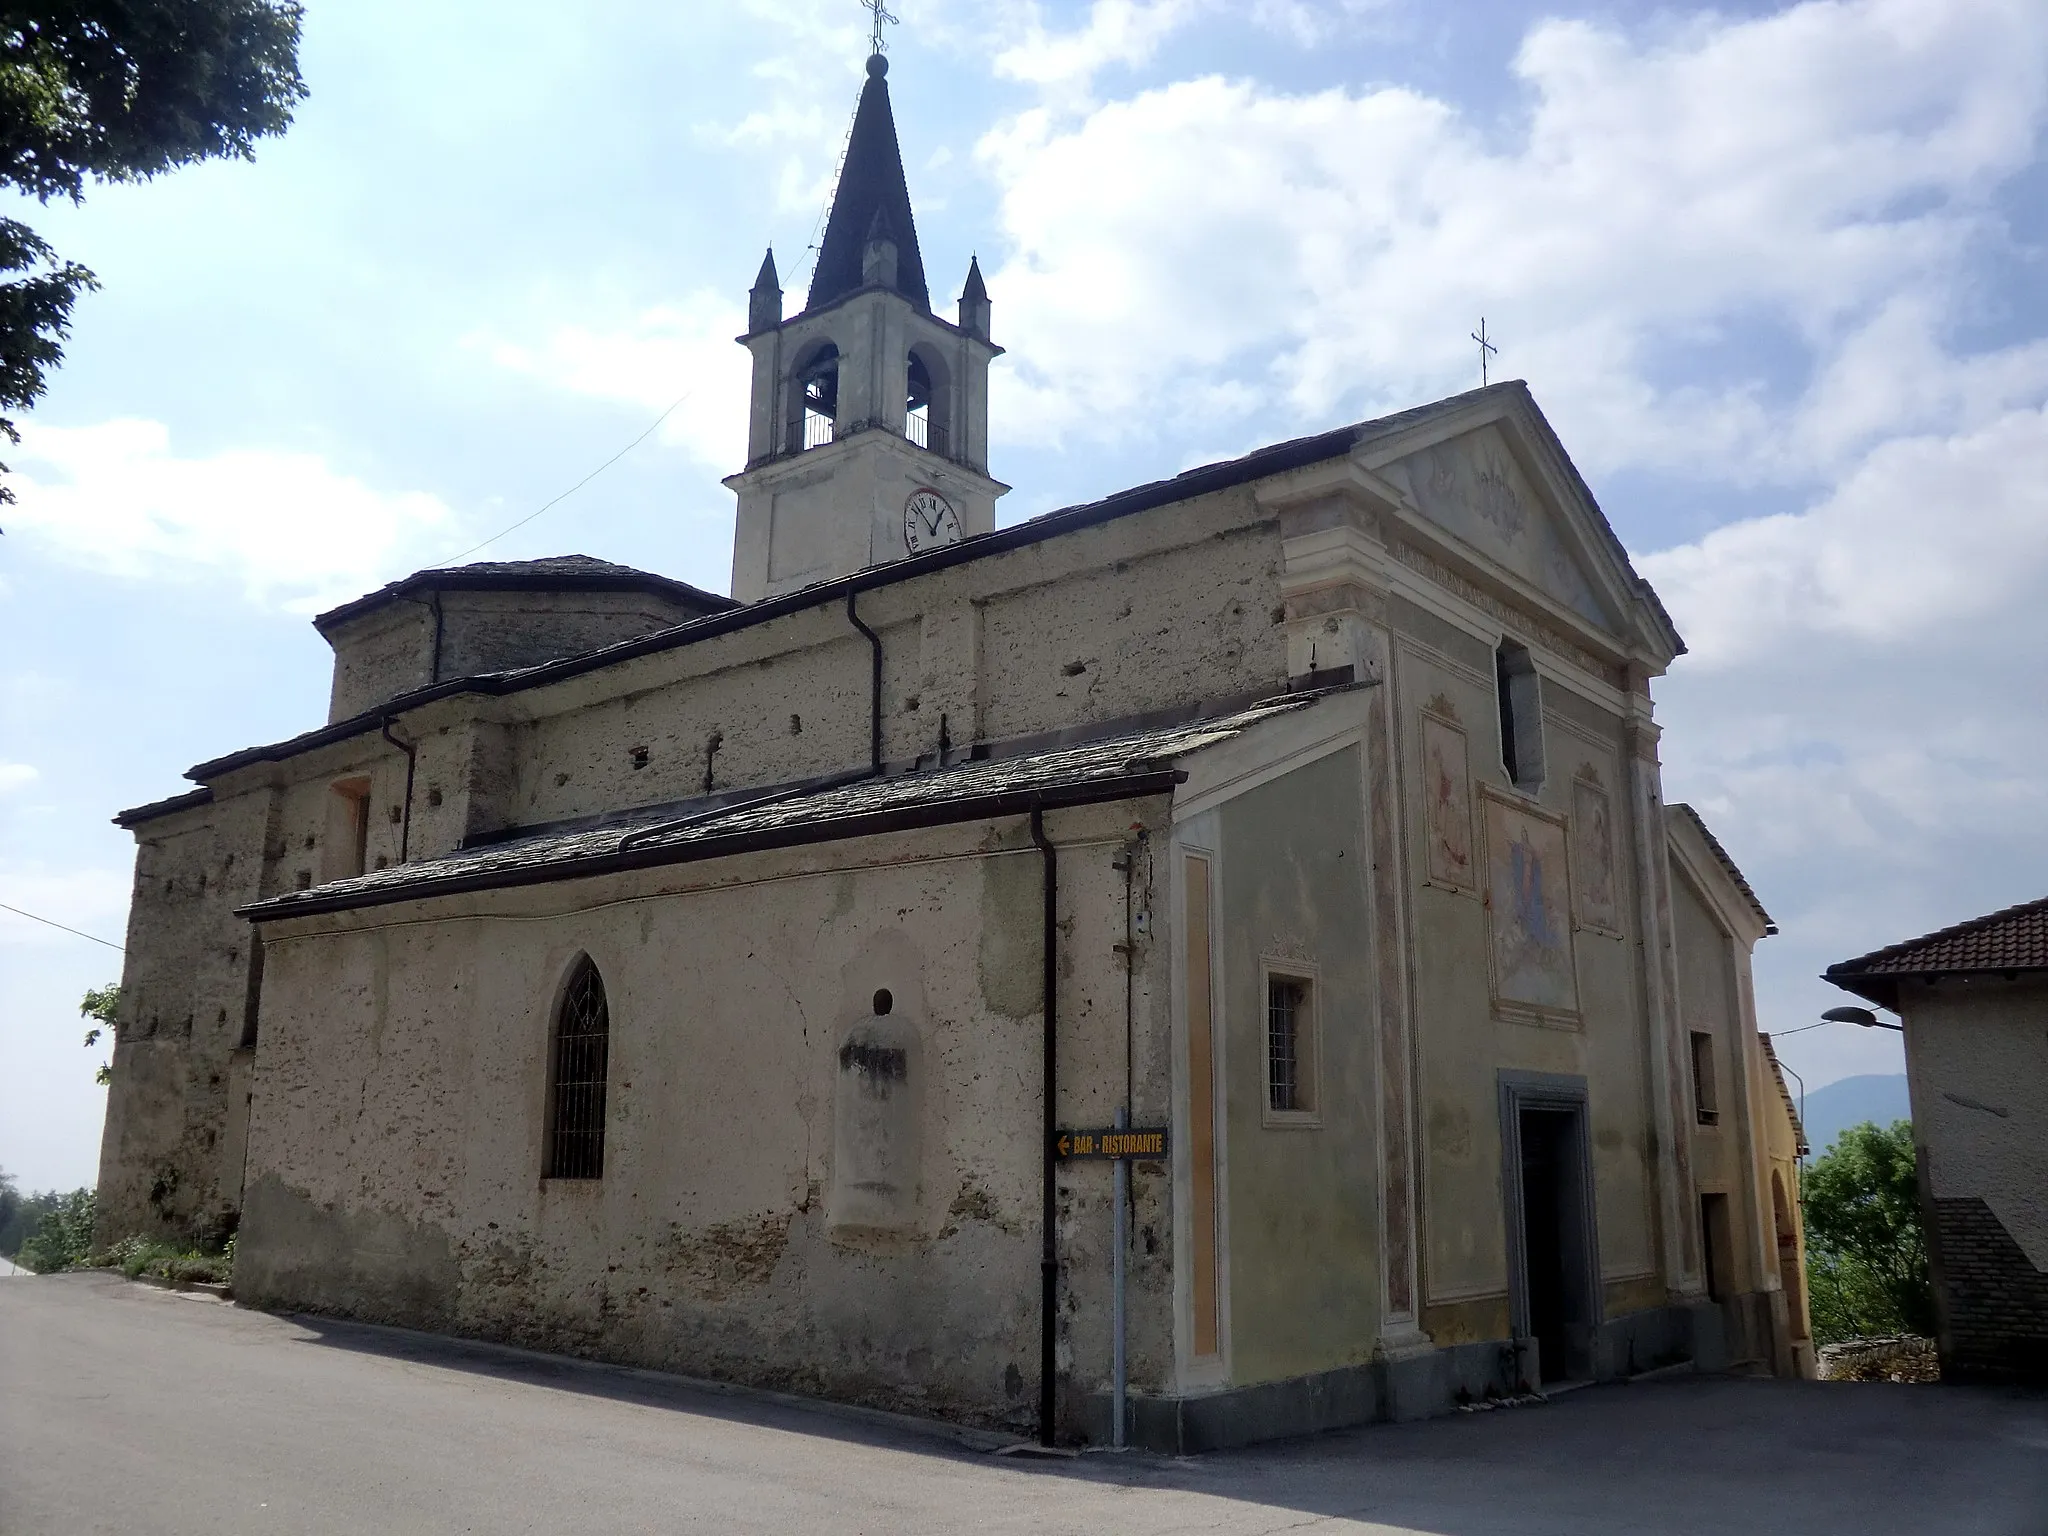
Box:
[1056,1134,1071,1157]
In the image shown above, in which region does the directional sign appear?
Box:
[1055,1126,1169,1160]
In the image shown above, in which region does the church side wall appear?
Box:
[97,791,276,1244]
[1386,603,1664,1347]
[233,802,1177,1435]
[1201,745,1385,1385]
[462,486,1289,836]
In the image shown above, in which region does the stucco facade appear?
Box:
[97,49,1806,1450]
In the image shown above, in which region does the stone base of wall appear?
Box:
[1082,1303,1717,1455]
[1933,1197,2048,1385]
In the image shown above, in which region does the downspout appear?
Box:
[846,589,883,776]
[380,717,418,863]
[1029,802,1059,1447]
[429,590,445,685]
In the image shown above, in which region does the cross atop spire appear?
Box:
[862,0,898,55]
[806,51,930,314]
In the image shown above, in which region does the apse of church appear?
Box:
[96,43,1813,1453]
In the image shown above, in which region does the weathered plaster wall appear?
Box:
[235,804,1175,1432]
[1904,978,2048,1381]
[1205,746,1384,1384]
[1903,978,2048,1266]
[96,791,275,1242]
[323,587,721,725]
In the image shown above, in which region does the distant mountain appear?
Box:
[1798,1074,1912,1158]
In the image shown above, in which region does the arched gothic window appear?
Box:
[545,956,610,1179]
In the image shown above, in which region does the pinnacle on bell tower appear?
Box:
[724,49,1007,605]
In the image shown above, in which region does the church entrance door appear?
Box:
[1499,1073,1601,1387]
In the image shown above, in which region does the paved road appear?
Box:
[2,1273,2044,1535]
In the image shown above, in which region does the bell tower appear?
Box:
[725,53,1007,604]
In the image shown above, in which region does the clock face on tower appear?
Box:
[903,487,962,553]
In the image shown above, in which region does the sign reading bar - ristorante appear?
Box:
[1055,1126,1169,1160]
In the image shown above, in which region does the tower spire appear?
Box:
[806,53,929,314]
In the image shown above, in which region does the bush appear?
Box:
[90,1233,234,1286]
[15,1188,98,1273]
[1804,1120,1937,1346]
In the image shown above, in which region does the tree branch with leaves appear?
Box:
[0,2,307,508]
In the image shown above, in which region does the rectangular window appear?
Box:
[1690,1031,1719,1126]
[1495,639,1546,793]
[1263,965,1320,1125]
[323,777,372,882]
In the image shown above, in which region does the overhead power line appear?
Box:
[433,386,699,569]
[0,901,124,950]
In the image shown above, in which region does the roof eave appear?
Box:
[239,768,1185,923]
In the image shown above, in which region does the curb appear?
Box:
[280,1312,1020,1455]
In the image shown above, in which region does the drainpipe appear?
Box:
[1029,802,1059,1448]
[846,589,883,775]
[429,589,445,685]
[380,717,418,863]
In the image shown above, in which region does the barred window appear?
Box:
[1267,975,1312,1115]
[545,957,610,1179]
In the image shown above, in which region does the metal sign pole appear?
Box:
[1112,1104,1128,1449]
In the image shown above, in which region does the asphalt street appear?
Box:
[2,1270,2043,1534]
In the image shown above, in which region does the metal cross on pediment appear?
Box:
[863,0,899,53]
[1472,317,1499,388]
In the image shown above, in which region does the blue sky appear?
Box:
[4,0,2045,1191]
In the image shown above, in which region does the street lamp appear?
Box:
[1820,1005,1903,1033]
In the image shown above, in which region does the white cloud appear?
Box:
[4,421,460,614]
[975,0,2048,470]
[994,0,1207,94]
[0,764,37,795]
[1640,405,2048,668]
[477,290,753,475]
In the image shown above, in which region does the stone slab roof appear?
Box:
[1671,803,1777,935]
[1826,894,2048,1007]
[240,693,1329,922]
[313,555,735,635]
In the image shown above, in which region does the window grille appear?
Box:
[546,957,610,1179]
[1268,977,1308,1114]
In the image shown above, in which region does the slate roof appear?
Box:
[1758,1034,1810,1157]
[1671,804,1777,935]
[1825,895,2048,1006]
[239,693,1329,922]
[806,55,930,315]
[313,555,734,635]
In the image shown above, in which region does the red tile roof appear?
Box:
[1825,894,2048,1007]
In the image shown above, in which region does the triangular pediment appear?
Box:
[1378,419,1624,635]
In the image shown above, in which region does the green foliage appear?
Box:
[14,1185,97,1272]
[0,2,306,503]
[93,1232,233,1285]
[1803,1119,1937,1345]
[81,981,117,1083]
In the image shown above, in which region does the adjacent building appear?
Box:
[98,50,1811,1448]
[1827,898,2048,1384]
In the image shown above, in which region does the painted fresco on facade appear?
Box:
[1571,772,1620,934]
[1484,791,1578,1018]
[1421,708,1475,891]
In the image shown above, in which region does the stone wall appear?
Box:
[1932,1198,2048,1382]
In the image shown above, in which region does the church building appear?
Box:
[98,50,1812,1449]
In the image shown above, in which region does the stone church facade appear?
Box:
[99,54,1810,1447]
